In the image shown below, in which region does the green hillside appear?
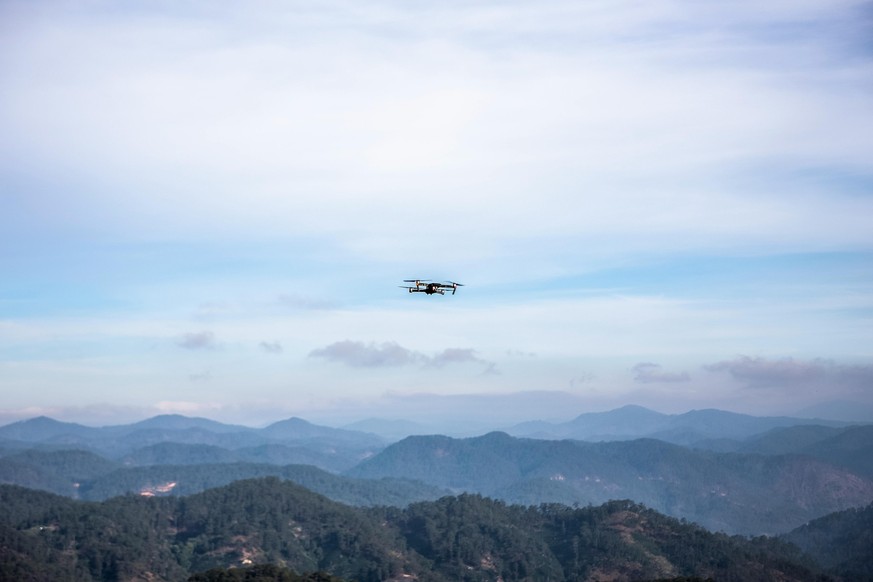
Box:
[0,479,831,581]
[781,502,873,580]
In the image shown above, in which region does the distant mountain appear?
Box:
[802,425,873,478]
[347,431,873,535]
[125,414,253,434]
[234,443,366,471]
[0,449,120,497]
[341,418,434,441]
[113,426,288,454]
[738,425,845,455]
[261,417,383,448]
[0,478,831,581]
[722,425,873,479]
[506,405,852,444]
[80,462,449,505]
[566,404,670,437]
[120,442,242,466]
[0,414,385,471]
[0,416,103,442]
[119,441,371,473]
[794,399,873,423]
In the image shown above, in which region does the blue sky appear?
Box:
[2,0,872,428]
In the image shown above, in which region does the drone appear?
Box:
[400,279,465,295]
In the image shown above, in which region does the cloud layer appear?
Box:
[705,356,873,391]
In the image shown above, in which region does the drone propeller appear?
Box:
[443,281,464,295]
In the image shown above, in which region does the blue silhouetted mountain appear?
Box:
[261,417,382,447]
[703,424,873,479]
[0,416,103,442]
[125,414,252,433]
[0,414,385,467]
[506,405,851,444]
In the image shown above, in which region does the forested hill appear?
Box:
[1,478,828,582]
[346,431,873,534]
[781,502,873,581]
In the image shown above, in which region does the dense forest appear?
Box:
[188,564,350,581]
[782,502,873,580]
[0,478,837,582]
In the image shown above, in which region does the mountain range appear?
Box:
[2,405,872,537]
[0,414,384,472]
[1,404,856,450]
[346,429,873,535]
[504,404,852,445]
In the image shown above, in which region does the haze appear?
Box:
[2,0,872,429]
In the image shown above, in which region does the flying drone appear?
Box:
[400,279,465,295]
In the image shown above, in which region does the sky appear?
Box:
[2,0,873,429]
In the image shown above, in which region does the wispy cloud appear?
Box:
[177,331,217,350]
[259,340,283,354]
[277,293,338,311]
[506,349,537,358]
[309,340,496,372]
[188,371,212,382]
[155,400,221,414]
[569,372,596,389]
[430,348,484,367]
[430,348,499,375]
[705,356,873,390]
[632,362,690,383]
[310,341,424,368]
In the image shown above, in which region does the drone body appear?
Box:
[400,279,464,295]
